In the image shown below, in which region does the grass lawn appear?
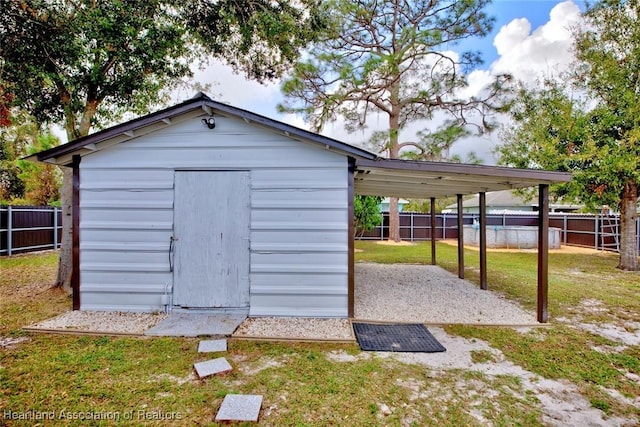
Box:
[1,245,638,426]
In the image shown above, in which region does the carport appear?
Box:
[348,158,572,323]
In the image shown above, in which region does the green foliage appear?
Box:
[0,110,36,202]
[0,0,325,139]
[16,133,62,205]
[403,197,457,213]
[354,195,383,237]
[0,111,60,205]
[279,0,510,158]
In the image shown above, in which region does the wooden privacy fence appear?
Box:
[359,212,640,253]
[0,206,63,255]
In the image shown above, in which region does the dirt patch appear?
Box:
[328,327,635,426]
[375,240,416,246]
[0,336,29,349]
[573,322,640,348]
[558,299,640,348]
[149,372,198,386]
[238,355,288,375]
[5,282,59,303]
[440,239,604,254]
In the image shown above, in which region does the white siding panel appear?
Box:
[80,152,344,170]
[251,230,347,246]
[82,208,172,224]
[251,167,347,182]
[252,209,346,225]
[81,242,166,252]
[81,229,170,244]
[251,189,347,211]
[81,189,173,207]
[82,271,171,286]
[82,293,169,312]
[251,264,347,274]
[250,295,348,317]
[81,168,173,184]
[81,250,167,266]
[251,243,345,252]
[251,252,347,267]
[79,113,349,316]
[251,273,346,287]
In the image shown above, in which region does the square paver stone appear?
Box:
[215,394,263,422]
[198,339,227,353]
[194,357,232,378]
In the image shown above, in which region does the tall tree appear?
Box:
[0,0,325,291]
[498,0,640,271]
[280,0,510,242]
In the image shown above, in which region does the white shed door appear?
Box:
[173,171,250,309]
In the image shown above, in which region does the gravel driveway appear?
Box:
[354,263,537,325]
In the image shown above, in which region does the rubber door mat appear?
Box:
[352,323,446,352]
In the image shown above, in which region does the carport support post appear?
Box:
[430,197,436,265]
[538,184,549,323]
[72,155,81,311]
[457,194,464,279]
[479,192,487,290]
[347,158,355,318]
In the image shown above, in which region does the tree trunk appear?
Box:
[617,181,638,271]
[388,197,401,242]
[55,167,73,293]
[55,95,98,294]
[387,83,401,243]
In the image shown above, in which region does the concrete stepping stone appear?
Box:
[215,394,263,422]
[198,339,227,353]
[194,357,232,378]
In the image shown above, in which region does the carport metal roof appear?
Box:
[354,158,571,199]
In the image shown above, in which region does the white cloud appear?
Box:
[490,1,582,86]
[451,1,585,164]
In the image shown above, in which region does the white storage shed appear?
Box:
[32,93,571,321]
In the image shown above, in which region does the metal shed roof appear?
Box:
[354,158,571,199]
[29,92,378,166]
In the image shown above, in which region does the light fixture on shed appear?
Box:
[201,116,216,129]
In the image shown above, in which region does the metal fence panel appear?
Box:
[0,206,62,255]
[359,211,640,253]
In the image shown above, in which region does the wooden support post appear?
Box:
[479,192,487,290]
[538,184,549,323]
[72,155,81,311]
[347,158,355,318]
[430,197,436,265]
[457,194,464,279]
